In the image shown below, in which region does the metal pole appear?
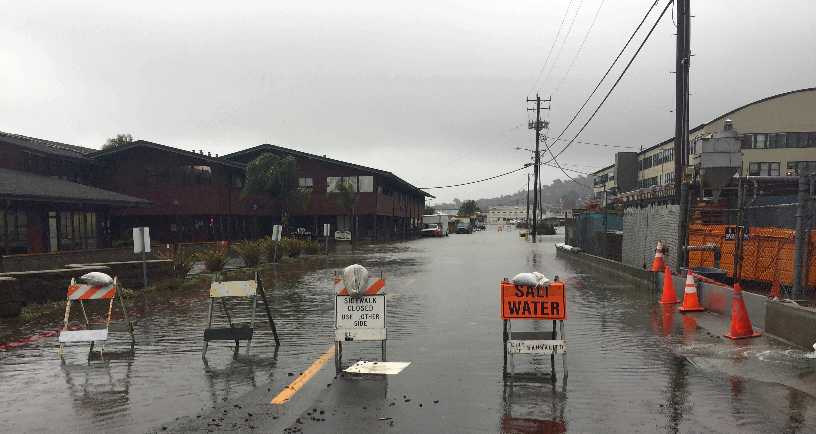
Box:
[141,249,148,289]
[793,166,809,300]
[734,180,745,284]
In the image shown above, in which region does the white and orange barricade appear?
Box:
[202,272,279,358]
[58,277,134,358]
[333,269,386,370]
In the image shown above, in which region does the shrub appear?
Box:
[156,248,195,277]
[303,239,321,255]
[262,236,288,262]
[233,240,263,267]
[283,238,304,257]
[196,247,228,272]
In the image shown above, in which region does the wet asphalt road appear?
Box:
[2,228,816,433]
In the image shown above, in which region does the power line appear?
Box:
[539,0,585,93]
[527,0,575,96]
[544,0,673,166]
[551,0,606,96]
[418,160,590,190]
[541,0,672,188]
[546,0,662,155]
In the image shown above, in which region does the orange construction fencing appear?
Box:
[687,224,816,287]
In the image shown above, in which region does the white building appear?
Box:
[486,206,526,224]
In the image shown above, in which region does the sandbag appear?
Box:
[511,272,549,287]
[342,264,369,296]
[80,272,114,286]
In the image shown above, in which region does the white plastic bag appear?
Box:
[342,264,369,296]
[80,272,114,286]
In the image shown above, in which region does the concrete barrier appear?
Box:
[555,246,656,287]
[1,247,158,272]
[0,266,112,305]
[65,260,174,289]
[766,301,816,349]
[555,244,816,348]
[665,272,766,330]
[0,277,21,317]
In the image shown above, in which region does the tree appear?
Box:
[103,133,133,149]
[242,153,302,230]
[424,205,436,215]
[457,200,479,217]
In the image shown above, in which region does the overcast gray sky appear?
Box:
[1,0,814,204]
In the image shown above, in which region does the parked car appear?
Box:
[455,223,472,234]
[422,214,450,236]
[421,224,444,237]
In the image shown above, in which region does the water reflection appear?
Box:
[202,347,279,406]
[501,361,567,434]
[61,355,134,425]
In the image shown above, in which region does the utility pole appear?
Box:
[527,94,551,243]
[674,0,691,268]
[674,0,690,201]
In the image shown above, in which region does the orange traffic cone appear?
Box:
[724,283,761,340]
[659,265,679,304]
[651,241,666,272]
[679,273,705,312]
[769,279,781,299]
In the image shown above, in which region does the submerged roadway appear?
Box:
[1,228,815,433]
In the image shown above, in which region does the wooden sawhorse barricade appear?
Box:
[333,273,386,371]
[501,277,568,378]
[59,277,134,359]
[202,272,279,358]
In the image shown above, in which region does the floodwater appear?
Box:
[1,230,816,433]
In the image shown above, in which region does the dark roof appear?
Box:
[0,130,97,159]
[88,140,247,169]
[0,168,151,207]
[223,144,433,198]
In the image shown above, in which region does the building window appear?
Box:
[183,165,212,184]
[748,162,780,176]
[327,176,358,192]
[0,210,29,254]
[741,135,753,149]
[298,177,314,190]
[786,161,816,176]
[753,134,767,149]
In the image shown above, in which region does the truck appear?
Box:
[422,214,450,237]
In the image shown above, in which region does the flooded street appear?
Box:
[2,229,816,433]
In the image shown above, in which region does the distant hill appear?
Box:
[432,175,592,211]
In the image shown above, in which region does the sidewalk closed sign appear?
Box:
[501,281,566,320]
[335,294,386,341]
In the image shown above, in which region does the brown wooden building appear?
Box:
[0,132,149,254]
[0,131,429,252]
[224,144,431,240]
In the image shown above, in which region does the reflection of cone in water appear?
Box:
[652,241,666,272]
[679,273,705,312]
[682,315,698,340]
[724,283,761,340]
[661,304,675,336]
[659,266,679,304]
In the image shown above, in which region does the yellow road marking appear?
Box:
[271,345,335,405]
